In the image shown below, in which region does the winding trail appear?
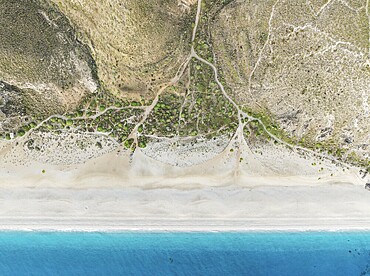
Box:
[187,0,352,171]
[124,0,352,170]
[17,0,356,171]
[126,0,203,148]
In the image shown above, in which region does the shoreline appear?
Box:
[2,218,370,232]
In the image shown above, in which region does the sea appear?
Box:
[0,231,370,275]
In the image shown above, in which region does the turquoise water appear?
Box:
[0,232,370,275]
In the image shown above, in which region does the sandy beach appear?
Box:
[0,136,369,232]
[1,184,370,232]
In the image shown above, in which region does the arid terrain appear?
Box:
[1,0,368,175]
[0,0,369,230]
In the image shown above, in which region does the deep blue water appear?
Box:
[0,231,370,275]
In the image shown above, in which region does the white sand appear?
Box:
[0,137,369,232]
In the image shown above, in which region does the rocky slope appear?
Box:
[51,0,194,99]
[211,0,369,167]
[0,0,98,136]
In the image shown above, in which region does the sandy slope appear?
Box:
[0,136,369,232]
